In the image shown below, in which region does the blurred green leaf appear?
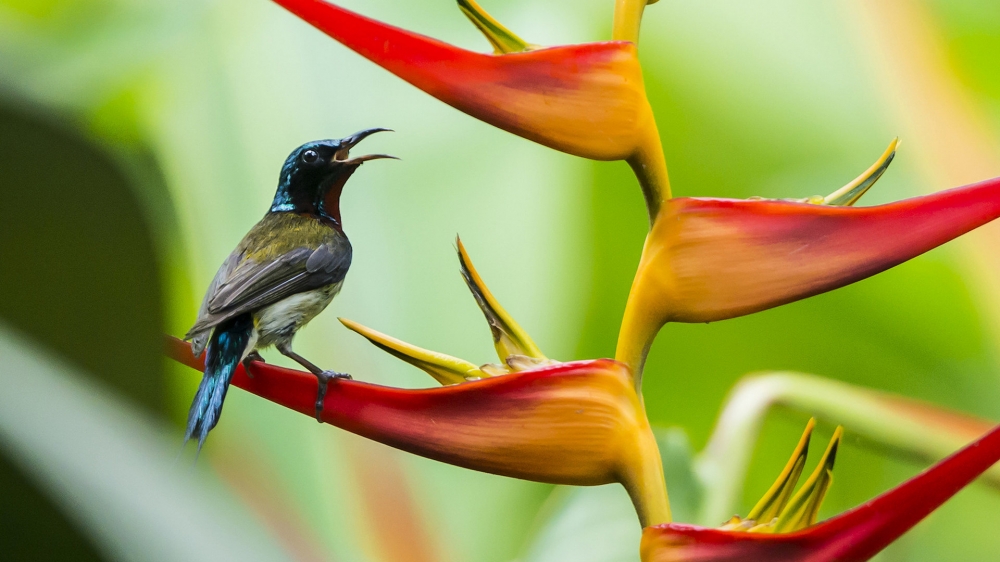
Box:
[0,102,167,414]
[520,485,640,562]
[0,323,296,562]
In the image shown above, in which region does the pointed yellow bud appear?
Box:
[790,139,897,205]
[457,0,534,54]
[823,138,898,206]
[773,426,843,533]
[339,318,487,385]
[457,237,546,362]
[746,418,815,523]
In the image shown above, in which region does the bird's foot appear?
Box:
[314,370,351,422]
[242,352,266,379]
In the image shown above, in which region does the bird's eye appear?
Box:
[302,150,319,164]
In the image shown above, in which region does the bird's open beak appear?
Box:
[333,127,398,165]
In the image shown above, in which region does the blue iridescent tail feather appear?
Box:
[183,313,253,458]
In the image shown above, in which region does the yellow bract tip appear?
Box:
[823,138,898,206]
[746,418,816,523]
[773,426,843,533]
[724,421,843,535]
[456,236,546,362]
[457,0,534,54]
[339,317,486,385]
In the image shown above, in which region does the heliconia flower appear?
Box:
[697,371,1000,525]
[641,417,1000,562]
[166,338,670,526]
[168,238,671,525]
[717,420,843,535]
[341,236,553,383]
[271,0,669,219]
[615,148,1000,379]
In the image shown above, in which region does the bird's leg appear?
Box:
[276,343,351,422]
[241,351,266,379]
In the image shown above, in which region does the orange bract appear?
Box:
[272,0,652,161]
[166,337,670,525]
[271,0,668,218]
[617,176,1000,380]
[641,420,1000,561]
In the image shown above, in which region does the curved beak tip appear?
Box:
[335,128,395,162]
[345,127,394,147]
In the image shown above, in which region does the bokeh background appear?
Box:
[2,0,1000,560]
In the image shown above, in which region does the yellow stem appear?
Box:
[615,227,663,389]
[621,414,672,526]
[615,79,671,387]
[614,312,656,391]
[627,107,671,226]
[613,0,654,43]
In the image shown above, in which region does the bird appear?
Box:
[182,128,394,455]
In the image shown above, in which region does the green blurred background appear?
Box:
[1,0,999,560]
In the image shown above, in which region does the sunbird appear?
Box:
[182,128,394,454]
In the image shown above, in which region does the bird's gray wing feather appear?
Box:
[186,241,351,338]
[185,250,242,353]
[207,247,315,313]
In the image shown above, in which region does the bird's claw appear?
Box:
[314,370,351,422]
[242,352,266,379]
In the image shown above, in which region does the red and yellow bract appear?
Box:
[167,337,670,525]
[641,420,1000,561]
[617,176,1000,380]
[271,0,668,219]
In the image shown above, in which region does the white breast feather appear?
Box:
[253,282,342,348]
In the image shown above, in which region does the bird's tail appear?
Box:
[183,313,253,457]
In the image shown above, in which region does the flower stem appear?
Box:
[627,107,671,225]
[615,226,664,389]
[622,413,673,526]
[613,0,652,44]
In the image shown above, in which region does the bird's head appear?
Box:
[270,128,395,227]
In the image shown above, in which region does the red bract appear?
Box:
[641,420,1000,562]
[618,176,1000,377]
[167,337,671,525]
[270,0,654,162]
[649,176,1000,322]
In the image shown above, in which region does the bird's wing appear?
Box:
[185,249,243,351]
[207,246,315,313]
[186,240,351,337]
[197,249,242,320]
